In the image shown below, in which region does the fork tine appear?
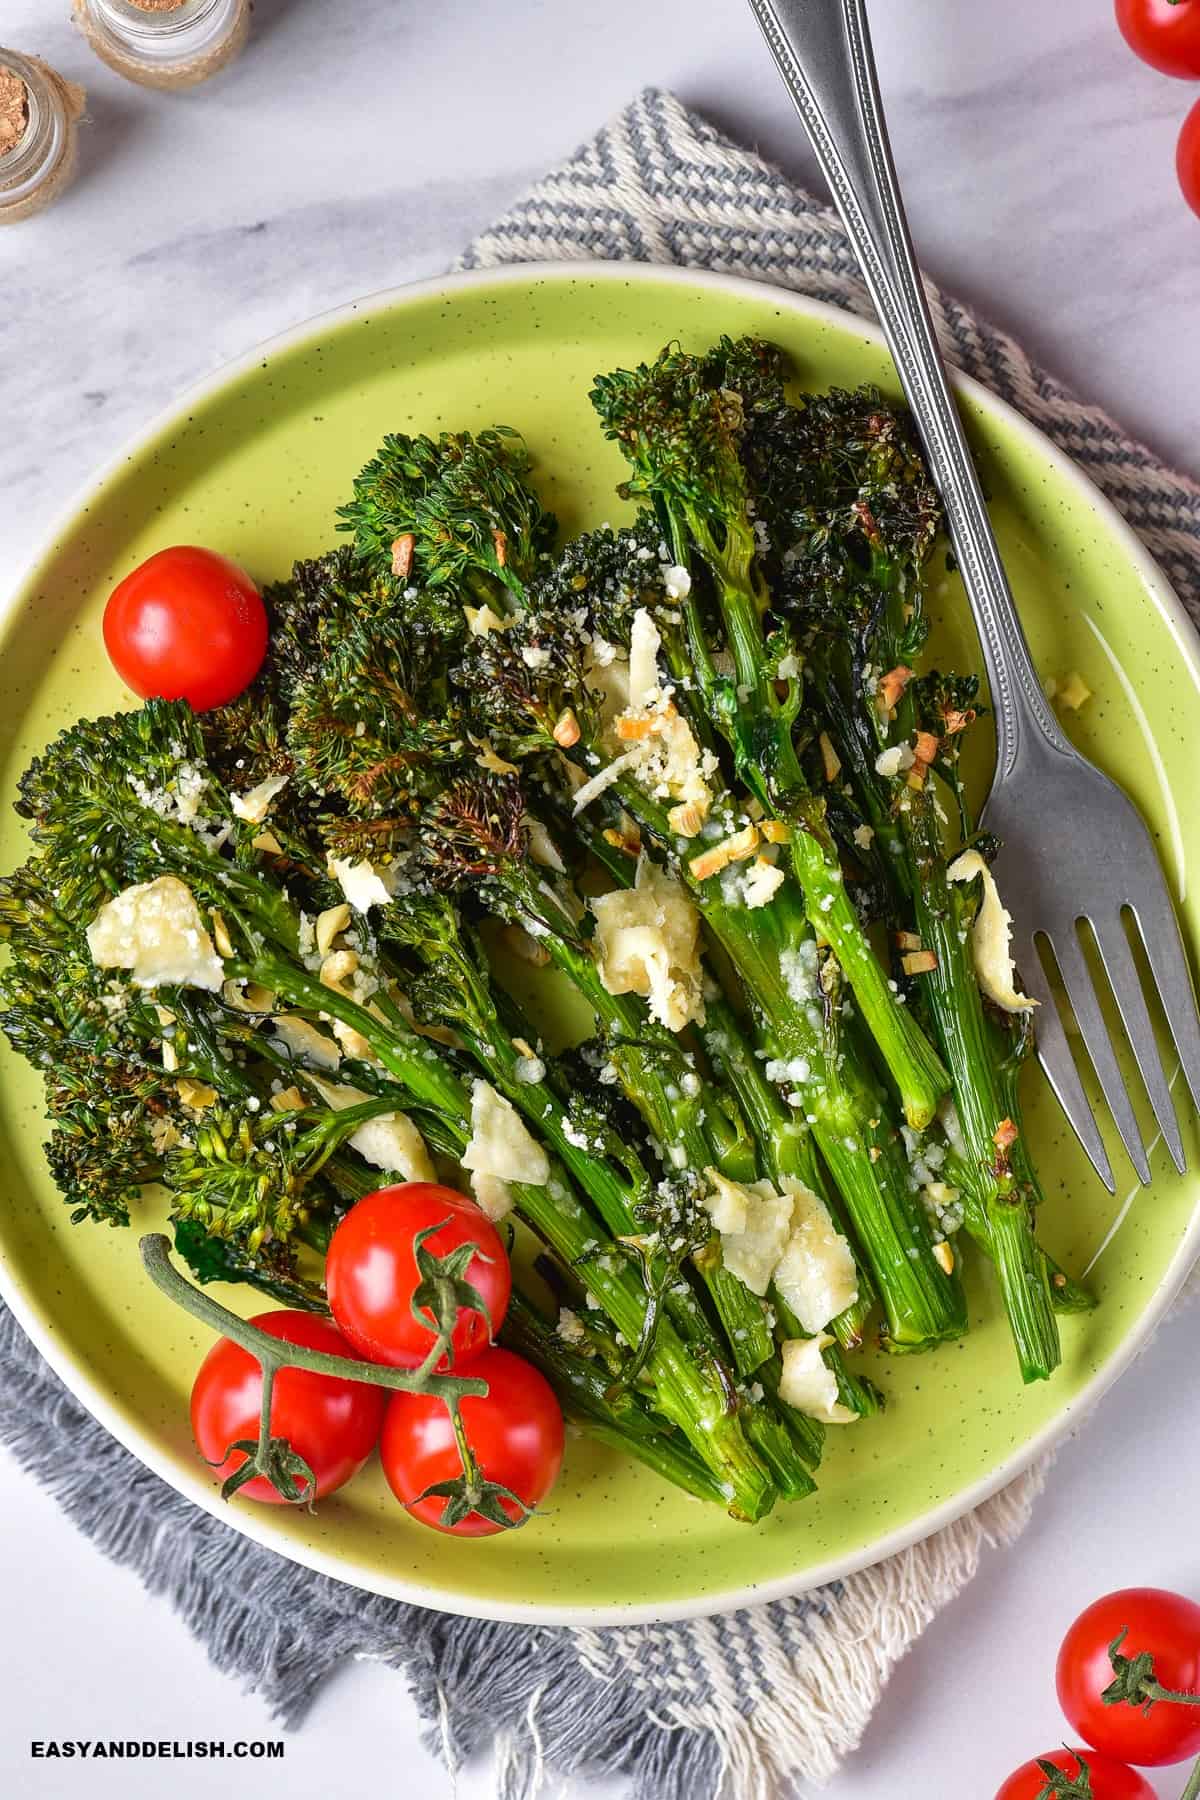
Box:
[1050,931,1151,1184]
[1127,885,1200,1119]
[1014,934,1115,1193]
[1091,918,1185,1174]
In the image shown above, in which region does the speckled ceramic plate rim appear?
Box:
[3,261,1199,1627]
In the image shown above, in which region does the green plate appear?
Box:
[2,264,1198,1624]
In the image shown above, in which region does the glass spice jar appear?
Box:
[72,0,250,91]
[0,50,86,225]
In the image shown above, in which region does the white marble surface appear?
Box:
[2,1,1200,1795]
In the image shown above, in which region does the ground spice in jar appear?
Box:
[126,0,189,9]
[0,65,29,158]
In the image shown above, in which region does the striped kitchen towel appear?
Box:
[3,84,1199,1800]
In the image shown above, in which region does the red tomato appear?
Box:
[1179,97,1200,220]
[995,1748,1154,1799]
[190,1310,384,1504]
[380,1346,564,1536]
[1057,1587,1200,1766]
[103,545,267,712]
[326,1183,511,1371]
[1115,0,1200,77]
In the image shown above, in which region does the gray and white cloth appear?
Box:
[3,86,1200,1800]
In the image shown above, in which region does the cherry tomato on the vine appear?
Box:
[103,545,267,712]
[1178,97,1200,220]
[1057,1586,1200,1766]
[326,1183,511,1370]
[380,1346,564,1536]
[994,1747,1154,1800]
[1115,0,1200,78]
[190,1310,385,1505]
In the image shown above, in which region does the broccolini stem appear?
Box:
[674,505,948,1129]
[898,795,1061,1382]
[493,881,774,1376]
[698,891,967,1353]
[237,953,779,1517]
[501,1291,730,1505]
[698,990,877,1353]
[785,810,949,1131]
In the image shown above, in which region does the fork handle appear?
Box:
[746,0,1073,774]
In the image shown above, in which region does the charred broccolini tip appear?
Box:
[742,382,942,616]
[336,426,557,605]
[286,609,468,864]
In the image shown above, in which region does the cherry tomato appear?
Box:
[103,545,267,711]
[326,1183,511,1371]
[1115,0,1200,77]
[190,1310,384,1505]
[1179,97,1200,220]
[994,1748,1154,1800]
[380,1346,564,1536]
[1057,1587,1200,1766]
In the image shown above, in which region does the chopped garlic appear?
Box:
[461,1079,549,1220]
[946,850,1037,1013]
[778,1335,857,1424]
[591,856,706,1032]
[772,1179,859,1334]
[663,564,692,601]
[1057,669,1092,711]
[315,903,352,957]
[86,877,224,992]
[328,855,397,913]
[475,739,520,777]
[222,978,275,1014]
[175,1077,218,1112]
[230,772,289,825]
[319,950,378,1061]
[208,909,234,960]
[272,1014,342,1071]
[149,1116,182,1155]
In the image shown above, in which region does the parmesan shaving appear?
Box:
[946,850,1037,1013]
[230,772,289,824]
[591,856,706,1032]
[778,1335,857,1424]
[461,1079,549,1219]
[86,877,224,992]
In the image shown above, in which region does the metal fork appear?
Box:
[747,0,1200,1190]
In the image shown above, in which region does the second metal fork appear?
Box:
[748,0,1200,1189]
